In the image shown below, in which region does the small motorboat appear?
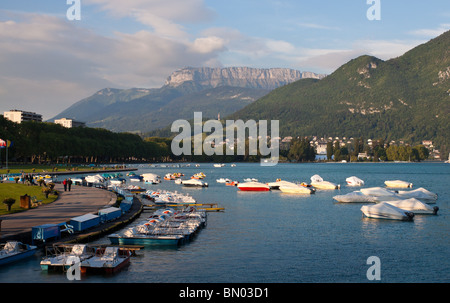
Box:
[266,180,295,190]
[141,173,161,184]
[0,241,38,266]
[244,178,258,182]
[346,176,364,186]
[80,246,131,275]
[279,183,315,194]
[310,175,340,190]
[382,198,439,215]
[216,178,231,183]
[384,180,413,188]
[360,187,401,201]
[396,187,438,203]
[226,181,239,186]
[237,181,270,191]
[361,202,414,221]
[333,191,377,203]
[182,179,208,187]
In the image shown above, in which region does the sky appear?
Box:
[0,0,449,120]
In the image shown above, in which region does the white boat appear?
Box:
[85,174,105,184]
[243,178,258,182]
[360,187,401,201]
[216,178,231,183]
[384,180,413,188]
[213,164,225,167]
[346,176,364,186]
[383,198,439,215]
[361,202,414,221]
[333,191,377,203]
[182,179,208,187]
[279,183,314,194]
[396,187,438,203]
[0,241,38,266]
[40,244,93,271]
[141,173,161,184]
[266,180,296,189]
[310,175,340,190]
[237,181,270,191]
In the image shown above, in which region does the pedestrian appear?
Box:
[68,178,72,191]
[63,178,67,191]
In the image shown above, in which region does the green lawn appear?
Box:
[0,183,58,215]
[0,164,104,175]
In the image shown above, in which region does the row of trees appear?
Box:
[0,117,171,165]
[326,137,430,162]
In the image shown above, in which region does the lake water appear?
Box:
[1,162,449,284]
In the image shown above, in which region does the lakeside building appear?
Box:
[3,110,42,124]
[54,118,86,128]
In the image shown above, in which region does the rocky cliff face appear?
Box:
[164,67,326,90]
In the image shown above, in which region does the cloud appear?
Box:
[0,11,227,119]
[409,24,450,38]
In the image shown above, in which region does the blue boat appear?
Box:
[0,241,38,266]
[108,234,185,246]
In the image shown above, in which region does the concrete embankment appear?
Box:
[0,183,142,247]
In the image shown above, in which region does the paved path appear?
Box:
[0,183,117,241]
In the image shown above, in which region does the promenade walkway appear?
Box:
[0,183,118,242]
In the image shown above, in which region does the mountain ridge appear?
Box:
[229,30,450,154]
[50,66,325,132]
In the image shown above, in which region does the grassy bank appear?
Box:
[0,164,110,175]
[0,183,58,215]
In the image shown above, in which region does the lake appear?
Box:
[0,162,449,284]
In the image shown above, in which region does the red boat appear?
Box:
[237,181,270,191]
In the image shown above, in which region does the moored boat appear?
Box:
[310,175,340,190]
[333,191,377,203]
[382,198,439,215]
[396,187,438,203]
[182,179,208,187]
[0,241,37,266]
[361,202,414,221]
[279,183,315,194]
[79,246,131,274]
[384,180,413,188]
[346,176,364,186]
[40,244,94,271]
[237,181,270,191]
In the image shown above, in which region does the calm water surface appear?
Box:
[1,162,449,283]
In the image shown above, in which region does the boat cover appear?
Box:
[346,176,364,186]
[361,202,413,220]
[333,191,376,203]
[383,198,436,213]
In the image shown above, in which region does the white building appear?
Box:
[3,110,42,123]
[54,118,85,128]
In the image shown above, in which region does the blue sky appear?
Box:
[0,0,449,119]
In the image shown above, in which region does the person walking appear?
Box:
[68,178,73,191]
[63,178,67,191]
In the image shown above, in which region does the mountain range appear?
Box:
[51,67,325,133]
[230,30,450,154]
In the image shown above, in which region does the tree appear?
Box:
[3,198,15,212]
[326,141,334,160]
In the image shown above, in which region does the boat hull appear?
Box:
[0,248,37,266]
[108,235,184,246]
